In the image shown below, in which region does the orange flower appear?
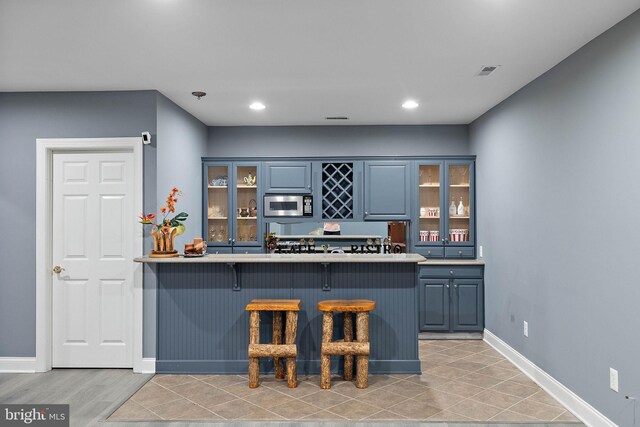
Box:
[160,207,167,213]
[172,187,179,193]
[138,213,156,224]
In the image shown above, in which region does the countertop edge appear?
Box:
[418,260,485,265]
[134,253,427,264]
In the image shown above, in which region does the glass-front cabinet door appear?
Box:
[206,163,232,247]
[417,162,444,246]
[415,159,475,258]
[234,164,260,246]
[204,162,262,251]
[445,160,474,247]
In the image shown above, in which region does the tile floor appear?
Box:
[109,340,582,423]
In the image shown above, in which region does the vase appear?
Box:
[150,227,179,258]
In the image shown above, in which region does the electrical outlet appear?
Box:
[610,368,619,392]
[479,245,483,258]
[523,321,529,337]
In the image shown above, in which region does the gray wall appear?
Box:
[470,10,640,426]
[208,125,469,157]
[0,91,157,357]
[148,94,208,356]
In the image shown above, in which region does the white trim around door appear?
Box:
[35,137,147,373]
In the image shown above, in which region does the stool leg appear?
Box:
[272,311,284,380]
[249,311,260,388]
[355,312,370,389]
[285,310,298,388]
[343,312,354,381]
[320,311,333,389]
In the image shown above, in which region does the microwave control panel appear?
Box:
[303,195,313,216]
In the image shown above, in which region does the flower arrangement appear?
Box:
[265,232,280,251]
[139,187,188,257]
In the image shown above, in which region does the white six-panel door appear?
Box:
[52,151,134,367]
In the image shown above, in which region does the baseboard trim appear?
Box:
[156,359,420,375]
[0,357,37,373]
[483,329,617,427]
[136,358,156,374]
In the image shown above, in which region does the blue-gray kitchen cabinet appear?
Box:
[264,162,312,194]
[452,279,484,332]
[313,161,364,221]
[420,279,450,331]
[419,265,484,332]
[414,159,475,259]
[363,160,411,220]
[203,161,263,252]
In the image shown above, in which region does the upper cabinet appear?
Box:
[415,159,475,258]
[363,161,411,220]
[317,161,363,221]
[264,162,312,194]
[204,162,262,250]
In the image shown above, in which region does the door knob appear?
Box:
[52,266,65,274]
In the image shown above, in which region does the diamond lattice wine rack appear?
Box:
[322,163,354,219]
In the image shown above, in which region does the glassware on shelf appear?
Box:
[449,199,456,217]
[209,226,216,241]
[457,197,464,216]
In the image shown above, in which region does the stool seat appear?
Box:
[317,299,375,312]
[246,299,301,311]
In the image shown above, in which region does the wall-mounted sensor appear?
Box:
[141,131,151,145]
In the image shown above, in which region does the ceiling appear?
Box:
[1,1,638,126]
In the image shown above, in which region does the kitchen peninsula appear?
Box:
[136,253,425,374]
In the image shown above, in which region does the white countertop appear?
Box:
[134,253,426,263]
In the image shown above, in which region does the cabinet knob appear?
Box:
[458,250,463,255]
[232,239,235,244]
[427,251,431,255]
[449,270,454,275]
[228,238,231,244]
[365,212,369,216]
[454,284,458,288]
[446,284,450,288]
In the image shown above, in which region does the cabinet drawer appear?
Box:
[415,247,444,259]
[207,246,233,254]
[445,246,475,259]
[420,266,483,279]
[233,246,264,254]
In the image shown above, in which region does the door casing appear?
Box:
[35,137,147,373]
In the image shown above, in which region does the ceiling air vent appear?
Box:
[325,116,349,120]
[476,65,500,77]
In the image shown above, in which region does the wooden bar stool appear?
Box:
[245,299,300,388]
[317,299,376,389]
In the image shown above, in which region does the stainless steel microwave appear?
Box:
[264,195,313,217]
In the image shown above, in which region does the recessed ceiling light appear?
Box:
[249,102,266,110]
[402,100,419,109]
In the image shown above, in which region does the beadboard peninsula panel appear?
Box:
[155,262,419,374]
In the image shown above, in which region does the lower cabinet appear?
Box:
[419,266,484,332]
